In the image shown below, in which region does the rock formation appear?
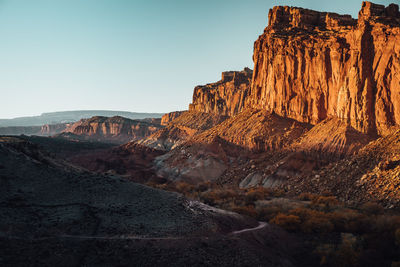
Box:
[62,116,162,144]
[247,1,400,135]
[283,126,400,206]
[161,111,185,126]
[153,110,311,183]
[40,123,69,135]
[189,68,253,116]
[139,111,228,150]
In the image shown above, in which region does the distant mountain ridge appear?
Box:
[0,110,164,127]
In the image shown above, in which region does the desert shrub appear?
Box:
[270,213,301,231]
[288,207,335,233]
[244,187,270,203]
[331,243,359,267]
[231,205,257,218]
[311,195,340,211]
[302,216,334,233]
[374,215,400,233]
[361,202,384,215]
[196,181,212,192]
[323,233,360,267]
[314,243,335,266]
[326,209,359,232]
[199,189,240,206]
[289,207,326,222]
[175,182,195,194]
[344,213,371,234]
[256,206,281,221]
[271,189,286,197]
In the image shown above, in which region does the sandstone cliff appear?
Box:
[161,111,185,126]
[247,2,400,135]
[62,116,162,144]
[189,68,252,116]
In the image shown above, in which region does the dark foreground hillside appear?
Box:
[0,136,296,266]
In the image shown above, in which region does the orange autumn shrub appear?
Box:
[270,213,301,231]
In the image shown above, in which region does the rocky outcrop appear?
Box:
[40,123,69,136]
[62,116,162,144]
[139,111,228,150]
[247,2,400,135]
[161,111,185,126]
[154,109,311,183]
[189,68,252,116]
[283,127,400,206]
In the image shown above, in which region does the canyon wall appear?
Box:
[189,68,252,116]
[247,1,400,135]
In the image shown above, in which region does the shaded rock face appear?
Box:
[247,2,400,135]
[62,116,162,144]
[189,68,253,116]
[161,111,185,126]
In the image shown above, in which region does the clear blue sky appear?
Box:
[0,0,395,118]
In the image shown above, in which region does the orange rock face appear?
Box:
[189,68,253,116]
[161,111,185,126]
[247,1,400,135]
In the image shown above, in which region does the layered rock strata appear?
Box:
[247,1,400,135]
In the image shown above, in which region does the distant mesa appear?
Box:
[60,115,163,144]
[0,110,163,127]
